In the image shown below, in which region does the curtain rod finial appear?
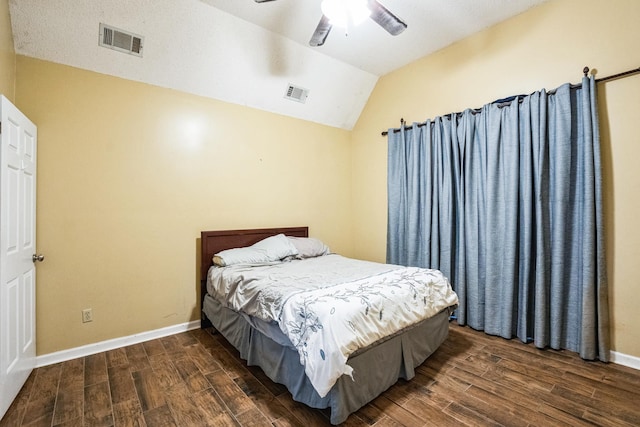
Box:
[583,66,590,76]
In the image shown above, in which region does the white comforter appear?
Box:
[207,254,458,397]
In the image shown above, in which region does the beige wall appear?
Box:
[0,0,15,100]
[352,0,640,357]
[9,0,640,359]
[15,57,353,355]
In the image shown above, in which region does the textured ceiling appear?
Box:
[9,0,546,130]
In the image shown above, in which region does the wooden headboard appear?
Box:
[199,226,309,327]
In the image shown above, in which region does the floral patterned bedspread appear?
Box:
[207,254,458,398]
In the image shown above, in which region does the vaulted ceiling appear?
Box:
[9,0,546,129]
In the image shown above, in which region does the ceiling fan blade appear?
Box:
[309,15,332,47]
[254,0,277,3]
[369,0,407,36]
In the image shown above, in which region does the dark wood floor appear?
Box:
[2,322,639,427]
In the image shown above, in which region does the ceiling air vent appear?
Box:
[99,23,144,57]
[284,84,309,104]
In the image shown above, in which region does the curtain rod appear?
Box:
[381,65,640,136]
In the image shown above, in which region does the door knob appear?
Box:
[32,254,44,262]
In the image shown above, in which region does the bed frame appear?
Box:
[199,226,450,424]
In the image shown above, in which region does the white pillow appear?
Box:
[287,236,330,259]
[213,234,299,267]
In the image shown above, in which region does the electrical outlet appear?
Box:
[82,308,93,323]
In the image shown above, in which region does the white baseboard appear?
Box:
[35,322,640,371]
[610,350,640,371]
[36,320,201,368]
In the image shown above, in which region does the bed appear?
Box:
[200,226,458,424]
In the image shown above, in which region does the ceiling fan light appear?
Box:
[321,0,370,29]
[321,0,346,27]
[350,0,371,25]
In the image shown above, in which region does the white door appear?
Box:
[0,95,38,419]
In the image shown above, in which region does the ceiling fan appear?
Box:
[254,0,407,47]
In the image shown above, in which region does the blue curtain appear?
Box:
[387,76,610,361]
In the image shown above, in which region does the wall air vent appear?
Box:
[284,84,309,104]
[99,23,144,57]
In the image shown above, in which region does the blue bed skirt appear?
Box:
[203,294,451,424]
